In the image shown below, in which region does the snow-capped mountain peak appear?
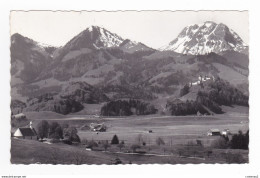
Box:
[63,26,124,51]
[160,21,247,55]
[59,26,154,55]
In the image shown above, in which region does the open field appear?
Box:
[11,138,248,164]
[77,114,248,146]
[11,105,249,164]
[21,106,249,146]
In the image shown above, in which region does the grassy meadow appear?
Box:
[11,105,249,164]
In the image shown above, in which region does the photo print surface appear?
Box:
[10,11,249,164]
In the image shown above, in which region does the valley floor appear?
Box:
[11,137,248,164]
[11,105,249,164]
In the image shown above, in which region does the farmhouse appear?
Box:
[14,128,38,140]
[90,122,106,132]
[207,129,221,136]
[11,113,26,120]
[221,129,231,136]
[13,121,38,140]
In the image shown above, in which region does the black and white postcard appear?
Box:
[9,11,249,165]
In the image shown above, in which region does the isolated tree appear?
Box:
[180,84,190,97]
[54,125,63,139]
[37,120,49,139]
[49,122,63,139]
[156,137,165,146]
[206,150,213,158]
[63,127,81,143]
[111,134,119,144]
[86,140,98,149]
[117,142,125,152]
[49,122,59,135]
[103,140,110,151]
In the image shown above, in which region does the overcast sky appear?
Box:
[10,11,248,49]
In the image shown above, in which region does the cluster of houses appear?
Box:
[189,74,215,87]
[12,113,107,140]
[207,128,231,136]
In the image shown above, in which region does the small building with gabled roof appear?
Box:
[11,113,26,120]
[14,128,38,140]
[207,129,221,136]
[13,121,38,140]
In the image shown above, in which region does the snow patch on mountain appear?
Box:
[98,27,123,48]
[119,39,154,53]
[160,21,248,55]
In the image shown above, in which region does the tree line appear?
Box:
[166,100,209,116]
[101,99,157,116]
[168,78,248,116]
[206,78,248,106]
[212,130,249,150]
[37,120,81,143]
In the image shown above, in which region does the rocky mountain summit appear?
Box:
[160,21,248,55]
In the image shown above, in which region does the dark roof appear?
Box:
[19,128,37,136]
[32,128,37,135]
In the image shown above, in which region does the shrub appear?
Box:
[86,140,98,149]
[81,139,88,145]
[112,158,122,165]
[205,150,213,158]
[102,140,110,151]
[49,138,60,143]
[111,135,119,144]
[117,142,125,151]
[131,144,141,153]
[71,150,87,165]
[62,139,72,145]
[211,136,229,149]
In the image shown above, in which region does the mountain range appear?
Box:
[160,21,248,55]
[10,21,249,115]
